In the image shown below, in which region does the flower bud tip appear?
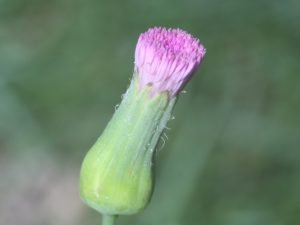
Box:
[134,27,206,97]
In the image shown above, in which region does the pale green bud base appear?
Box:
[80,75,176,216]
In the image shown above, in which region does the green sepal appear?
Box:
[80,75,176,215]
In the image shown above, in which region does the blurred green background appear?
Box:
[1,0,300,224]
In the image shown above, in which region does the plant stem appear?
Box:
[102,214,116,225]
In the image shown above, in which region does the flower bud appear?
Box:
[80,27,206,216]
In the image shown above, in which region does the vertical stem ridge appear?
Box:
[102,214,116,225]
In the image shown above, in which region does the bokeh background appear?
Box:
[1,0,300,224]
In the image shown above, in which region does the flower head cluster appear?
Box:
[135,27,206,97]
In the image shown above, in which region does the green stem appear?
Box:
[102,214,116,225]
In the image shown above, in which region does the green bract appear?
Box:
[80,75,176,215]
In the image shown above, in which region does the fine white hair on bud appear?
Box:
[134,27,206,97]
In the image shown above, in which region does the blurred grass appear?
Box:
[0,0,300,224]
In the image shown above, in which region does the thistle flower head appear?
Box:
[80,27,207,220]
[135,27,206,97]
